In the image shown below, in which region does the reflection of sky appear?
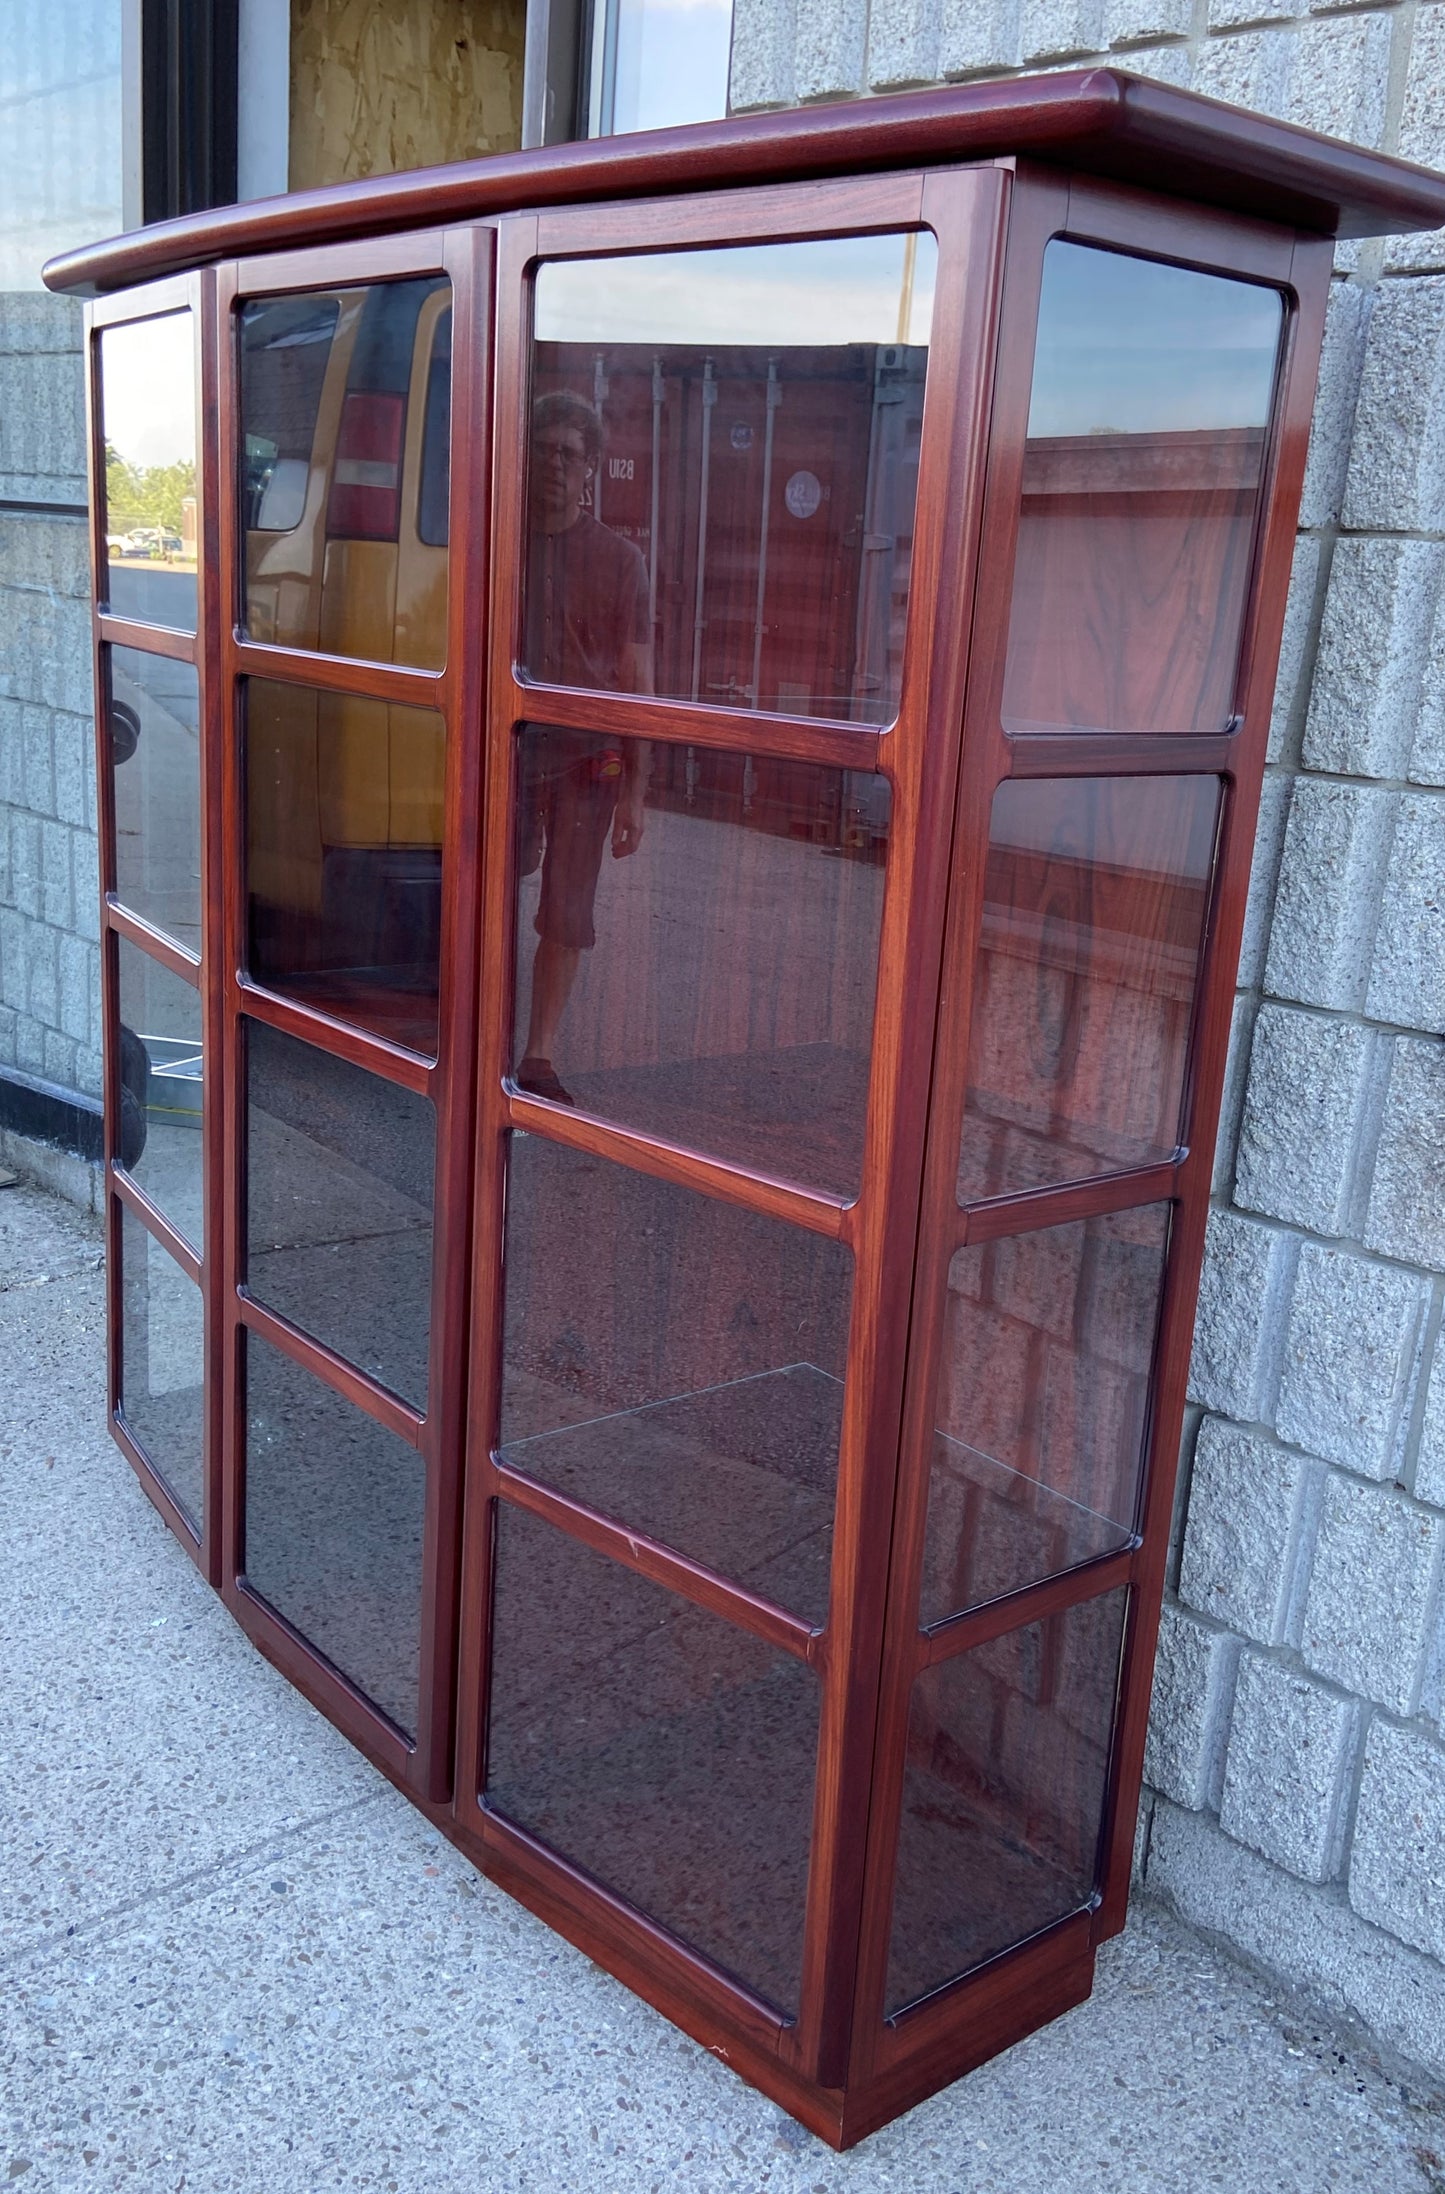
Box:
[612,0,732,134]
[536,233,938,349]
[0,0,123,288]
[101,315,196,471]
[1027,242,1282,439]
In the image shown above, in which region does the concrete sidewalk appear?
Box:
[2,1175,1442,2194]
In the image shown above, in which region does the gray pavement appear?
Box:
[3,1174,1444,2194]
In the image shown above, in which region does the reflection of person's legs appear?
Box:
[517,763,613,1105]
[524,938,581,1065]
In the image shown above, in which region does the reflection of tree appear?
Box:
[104,442,196,534]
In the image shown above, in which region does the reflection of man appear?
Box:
[518,392,652,1105]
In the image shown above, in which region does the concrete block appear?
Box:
[1267,535,1322,764]
[1192,29,1293,122]
[1239,770,1292,991]
[0,906,24,1008]
[51,709,92,831]
[1143,1601,1240,1809]
[1263,780,1396,1014]
[1187,1208,1294,1422]
[1416,1342,1445,1512]
[1277,1242,1430,1480]
[1112,42,1189,85]
[1364,1036,1445,1272]
[1349,1720,1445,1962]
[39,819,73,934]
[1105,0,1189,45]
[1414,585,1445,788]
[41,1028,76,1094]
[1219,1651,1359,1882]
[0,697,22,809]
[1234,1004,1378,1237]
[1301,1474,1444,1714]
[1211,993,1253,1198]
[867,0,941,87]
[1302,538,1444,779]
[1148,1799,1445,2086]
[14,1011,45,1076]
[1284,12,1391,148]
[23,920,57,1028]
[793,0,867,99]
[939,0,1021,74]
[1179,1419,1318,1644]
[9,808,41,920]
[57,932,97,1049]
[1386,5,1445,276]
[21,702,55,820]
[728,0,797,108]
[1206,0,1297,29]
[1365,794,1445,1034]
[1299,283,1370,530]
[1342,277,1445,535]
[0,1000,15,1066]
[72,1042,103,1103]
[1019,0,1104,55]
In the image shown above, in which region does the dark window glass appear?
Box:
[239,278,450,670]
[244,1021,435,1409]
[116,938,203,1254]
[244,1331,425,1736]
[119,1204,204,1531]
[526,233,935,724]
[499,1134,850,1624]
[958,776,1218,1204]
[511,725,888,1195]
[920,1207,1170,1625]
[486,1504,820,2012]
[99,312,198,631]
[244,677,446,1056]
[1003,245,1282,734]
[886,1589,1128,2015]
[109,647,202,952]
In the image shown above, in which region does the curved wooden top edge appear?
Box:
[44,68,1445,298]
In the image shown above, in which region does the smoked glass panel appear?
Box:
[958,776,1218,1203]
[1003,245,1283,734]
[245,1020,435,1410]
[920,1206,1170,1624]
[116,938,203,1254]
[499,1134,851,1624]
[119,1205,204,1531]
[526,232,936,724]
[511,725,889,1194]
[109,647,202,951]
[604,0,732,134]
[98,312,197,630]
[487,1503,819,2012]
[886,1588,1128,2015]
[244,677,446,1055]
[239,279,451,669]
[244,1330,425,1736]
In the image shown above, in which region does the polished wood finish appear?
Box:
[71,89,1396,2147]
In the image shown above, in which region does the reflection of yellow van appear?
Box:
[239,279,452,1037]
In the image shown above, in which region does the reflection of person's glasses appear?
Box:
[533,435,589,469]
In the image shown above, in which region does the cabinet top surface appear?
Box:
[44,66,1445,299]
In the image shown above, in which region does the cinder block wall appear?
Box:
[727,0,1445,2086]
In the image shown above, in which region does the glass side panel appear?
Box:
[239,279,451,670]
[244,1019,435,1411]
[606,0,731,134]
[98,312,197,631]
[1003,244,1283,734]
[119,1204,204,1532]
[244,1330,425,1736]
[499,1133,851,1624]
[109,647,202,952]
[957,776,1219,1204]
[920,1207,1169,1625]
[511,725,888,1195]
[486,1503,820,2012]
[244,677,447,1056]
[116,938,203,1254]
[886,1588,1128,2015]
[526,232,936,725]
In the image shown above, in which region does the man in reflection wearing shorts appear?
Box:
[517,391,652,1105]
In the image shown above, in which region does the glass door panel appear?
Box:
[886,1587,1128,2016]
[1002,243,1283,735]
[98,311,198,630]
[511,724,889,1194]
[115,937,204,1253]
[919,1205,1170,1624]
[119,1205,204,1530]
[957,775,1219,1203]
[486,1502,820,2013]
[108,647,202,950]
[243,678,448,1055]
[498,1133,850,1623]
[525,231,937,724]
[243,1329,427,1736]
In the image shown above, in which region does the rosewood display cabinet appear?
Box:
[46,73,1445,2147]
